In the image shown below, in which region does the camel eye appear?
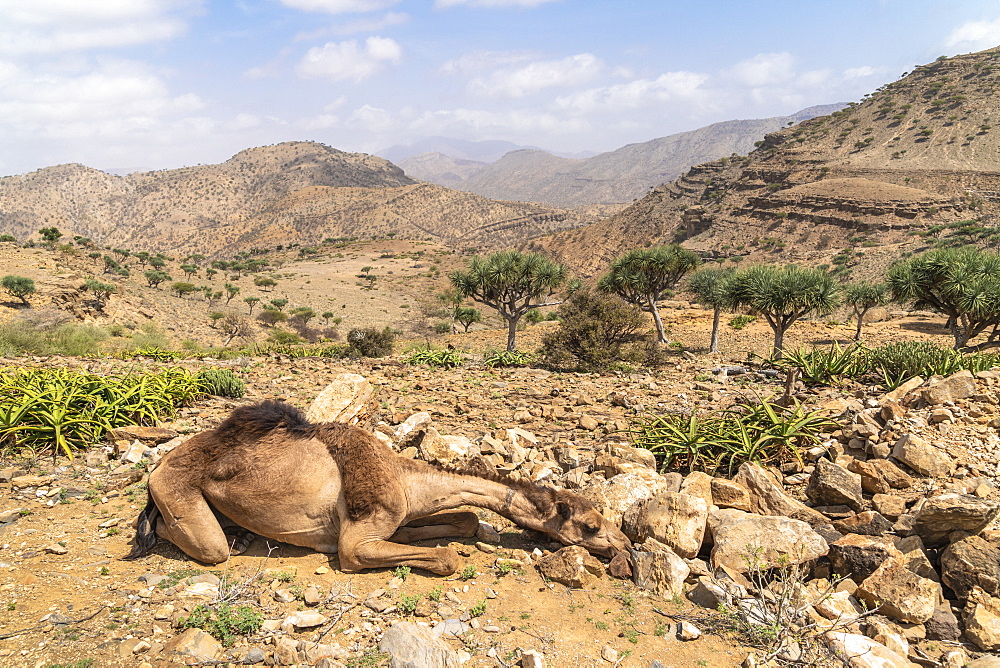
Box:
[583,524,600,535]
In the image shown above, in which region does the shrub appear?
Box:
[1,275,35,305]
[774,343,869,386]
[866,340,1000,387]
[631,399,835,476]
[267,330,303,345]
[539,289,646,371]
[180,603,262,647]
[196,368,246,398]
[483,349,533,368]
[728,314,756,330]
[406,347,463,368]
[347,327,395,357]
[0,310,107,357]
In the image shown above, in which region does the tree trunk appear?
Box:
[772,326,786,359]
[506,316,518,352]
[854,307,865,341]
[710,307,721,353]
[648,296,668,344]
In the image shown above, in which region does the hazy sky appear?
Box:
[1,0,999,176]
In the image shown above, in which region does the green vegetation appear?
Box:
[483,349,533,368]
[539,288,646,371]
[195,368,247,398]
[451,250,567,351]
[844,281,890,341]
[631,398,834,476]
[347,327,395,357]
[179,603,262,647]
[1,275,35,305]
[0,366,202,459]
[688,267,736,353]
[599,244,701,344]
[405,347,463,368]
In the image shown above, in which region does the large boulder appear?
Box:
[920,370,977,405]
[379,621,463,668]
[855,556,941,624]
[708,508,828,573]
[911,493,1000,547]
[632,538,690,599]
[807,459,864,510]
[964,590,1000,652]
[630,491,708,558]
[823,632,911,668]
[710,477,751,511]
[306,373,378,426]
[828,534,900,583]
[162,628,222,664]
[582,473,669,527]
[847,459,913,495]
[891,434,952,478]
[733,463,828,525]
[941,535,1000,600]
[536,545,604,588]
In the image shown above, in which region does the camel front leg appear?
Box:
[338,520,462,575]
[389,511,479,544]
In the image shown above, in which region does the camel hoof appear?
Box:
[225,527,257,555]
[435,547,462,576]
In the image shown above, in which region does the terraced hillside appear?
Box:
[534,47,1000,279]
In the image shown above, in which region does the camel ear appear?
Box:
[555,501,572,521]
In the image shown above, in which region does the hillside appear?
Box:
[532,47,1000,277]
[0,142,594,258]
[406,105,844,207]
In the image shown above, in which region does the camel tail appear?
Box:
[122,493,160,560]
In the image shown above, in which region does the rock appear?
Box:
[823,632,911,668]
[891,434,952,477]
[379,621,464,668]
[306,373,377,426]
[43,543,68,555]
[419,427,473,464]
[162,628,222,663]
[581,473,668,526]
[578,415,600,431]
[520,649,545,668]
[941,535,1000,600]
[832,511,893,536]
[303,585,323,606]
[884,376,924,401]
[855,556,940,623]
[895,536,938,582]
[806,459,864,511]
[476,522,501,544]
[871,494,907,519]
[679,471,714,506]
[920,370,977,405]
[911,493,1000,547]
[110,425,178,443]
[11,474,53,488]
[965,591,1000,652]
[677,621,702,640]
[710,477,751,511]
[865,617,909,658]
[925,603,962,641]
[968,657,1000,668]
[632,538,690,598]
[393,412,434,450]
[813,590,863,623]
[282,610,328,630]
[708,508,828,573]
[828,534,900,582]
[600,645,618,662]
[630,491,707,558]
[733,463,827,526]
[536,545,604,588]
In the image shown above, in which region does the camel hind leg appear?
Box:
[338,511,463,576]
[151,486,234,565]
[389,511,479,544]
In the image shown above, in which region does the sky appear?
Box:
[1,0,1000,177]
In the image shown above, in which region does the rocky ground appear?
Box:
[3,315,1000,667]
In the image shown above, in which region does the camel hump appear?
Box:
[312,422,402,522]
[215,399,311,442]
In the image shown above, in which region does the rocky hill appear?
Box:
[0,142,594,258]
[533,47,1000,278]
[405,105,844,207]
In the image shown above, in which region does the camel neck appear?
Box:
[405,463,547,532]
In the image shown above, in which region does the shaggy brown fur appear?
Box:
[125,400,632,575]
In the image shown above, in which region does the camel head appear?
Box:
[540,490,632,560]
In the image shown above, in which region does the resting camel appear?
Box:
[125,400,632,575]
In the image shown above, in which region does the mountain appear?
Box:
[378,137,540,165]
[0,141,594,257]
[401,105,844,207]
[528,47,1000,277]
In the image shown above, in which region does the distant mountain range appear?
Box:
[386,105,846,207]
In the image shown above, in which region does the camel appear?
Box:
[124,400,632,575]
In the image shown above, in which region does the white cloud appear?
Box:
[467,53,605,98]
[296,36,402,82]
[945,18,1000,52]
[278,0,400,13]
[440,50,537,76]
[0,59,203,128]
[843,65,877,79]
[727,52,796,87]
[554,71,712,114]
[0,0,197,56]
[435,0,559,7]
[293,11,409,40]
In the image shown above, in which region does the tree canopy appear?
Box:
[450,250,566,351]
